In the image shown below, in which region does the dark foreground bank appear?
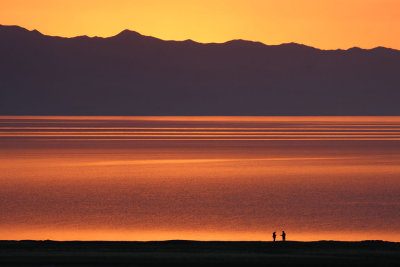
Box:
[1,240,400,266]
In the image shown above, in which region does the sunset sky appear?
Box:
[1,0,399,49]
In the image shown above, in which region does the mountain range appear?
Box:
[1,24,400,115]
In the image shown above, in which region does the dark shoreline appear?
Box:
[1,240,400,266]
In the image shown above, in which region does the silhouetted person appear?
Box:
[272,232,277,242]
[281,231,286,241]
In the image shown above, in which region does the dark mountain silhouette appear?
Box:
[1,24,400,115]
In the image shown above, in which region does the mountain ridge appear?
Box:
[2,24,398,52]
[1,24,400,115]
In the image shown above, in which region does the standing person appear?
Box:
[281,231,286,241]
[272,232,277,242]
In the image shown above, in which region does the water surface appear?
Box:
[1,116,400,241]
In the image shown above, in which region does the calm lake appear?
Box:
[1,116,400,241]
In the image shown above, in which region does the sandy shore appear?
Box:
[1,240,399,266]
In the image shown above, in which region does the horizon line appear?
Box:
[1,239,397,243]
[1,24,399,52]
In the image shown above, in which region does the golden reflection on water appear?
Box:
[1,116,400,241]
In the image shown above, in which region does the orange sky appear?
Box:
[0,0,399,48]
[1,0,400,49]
